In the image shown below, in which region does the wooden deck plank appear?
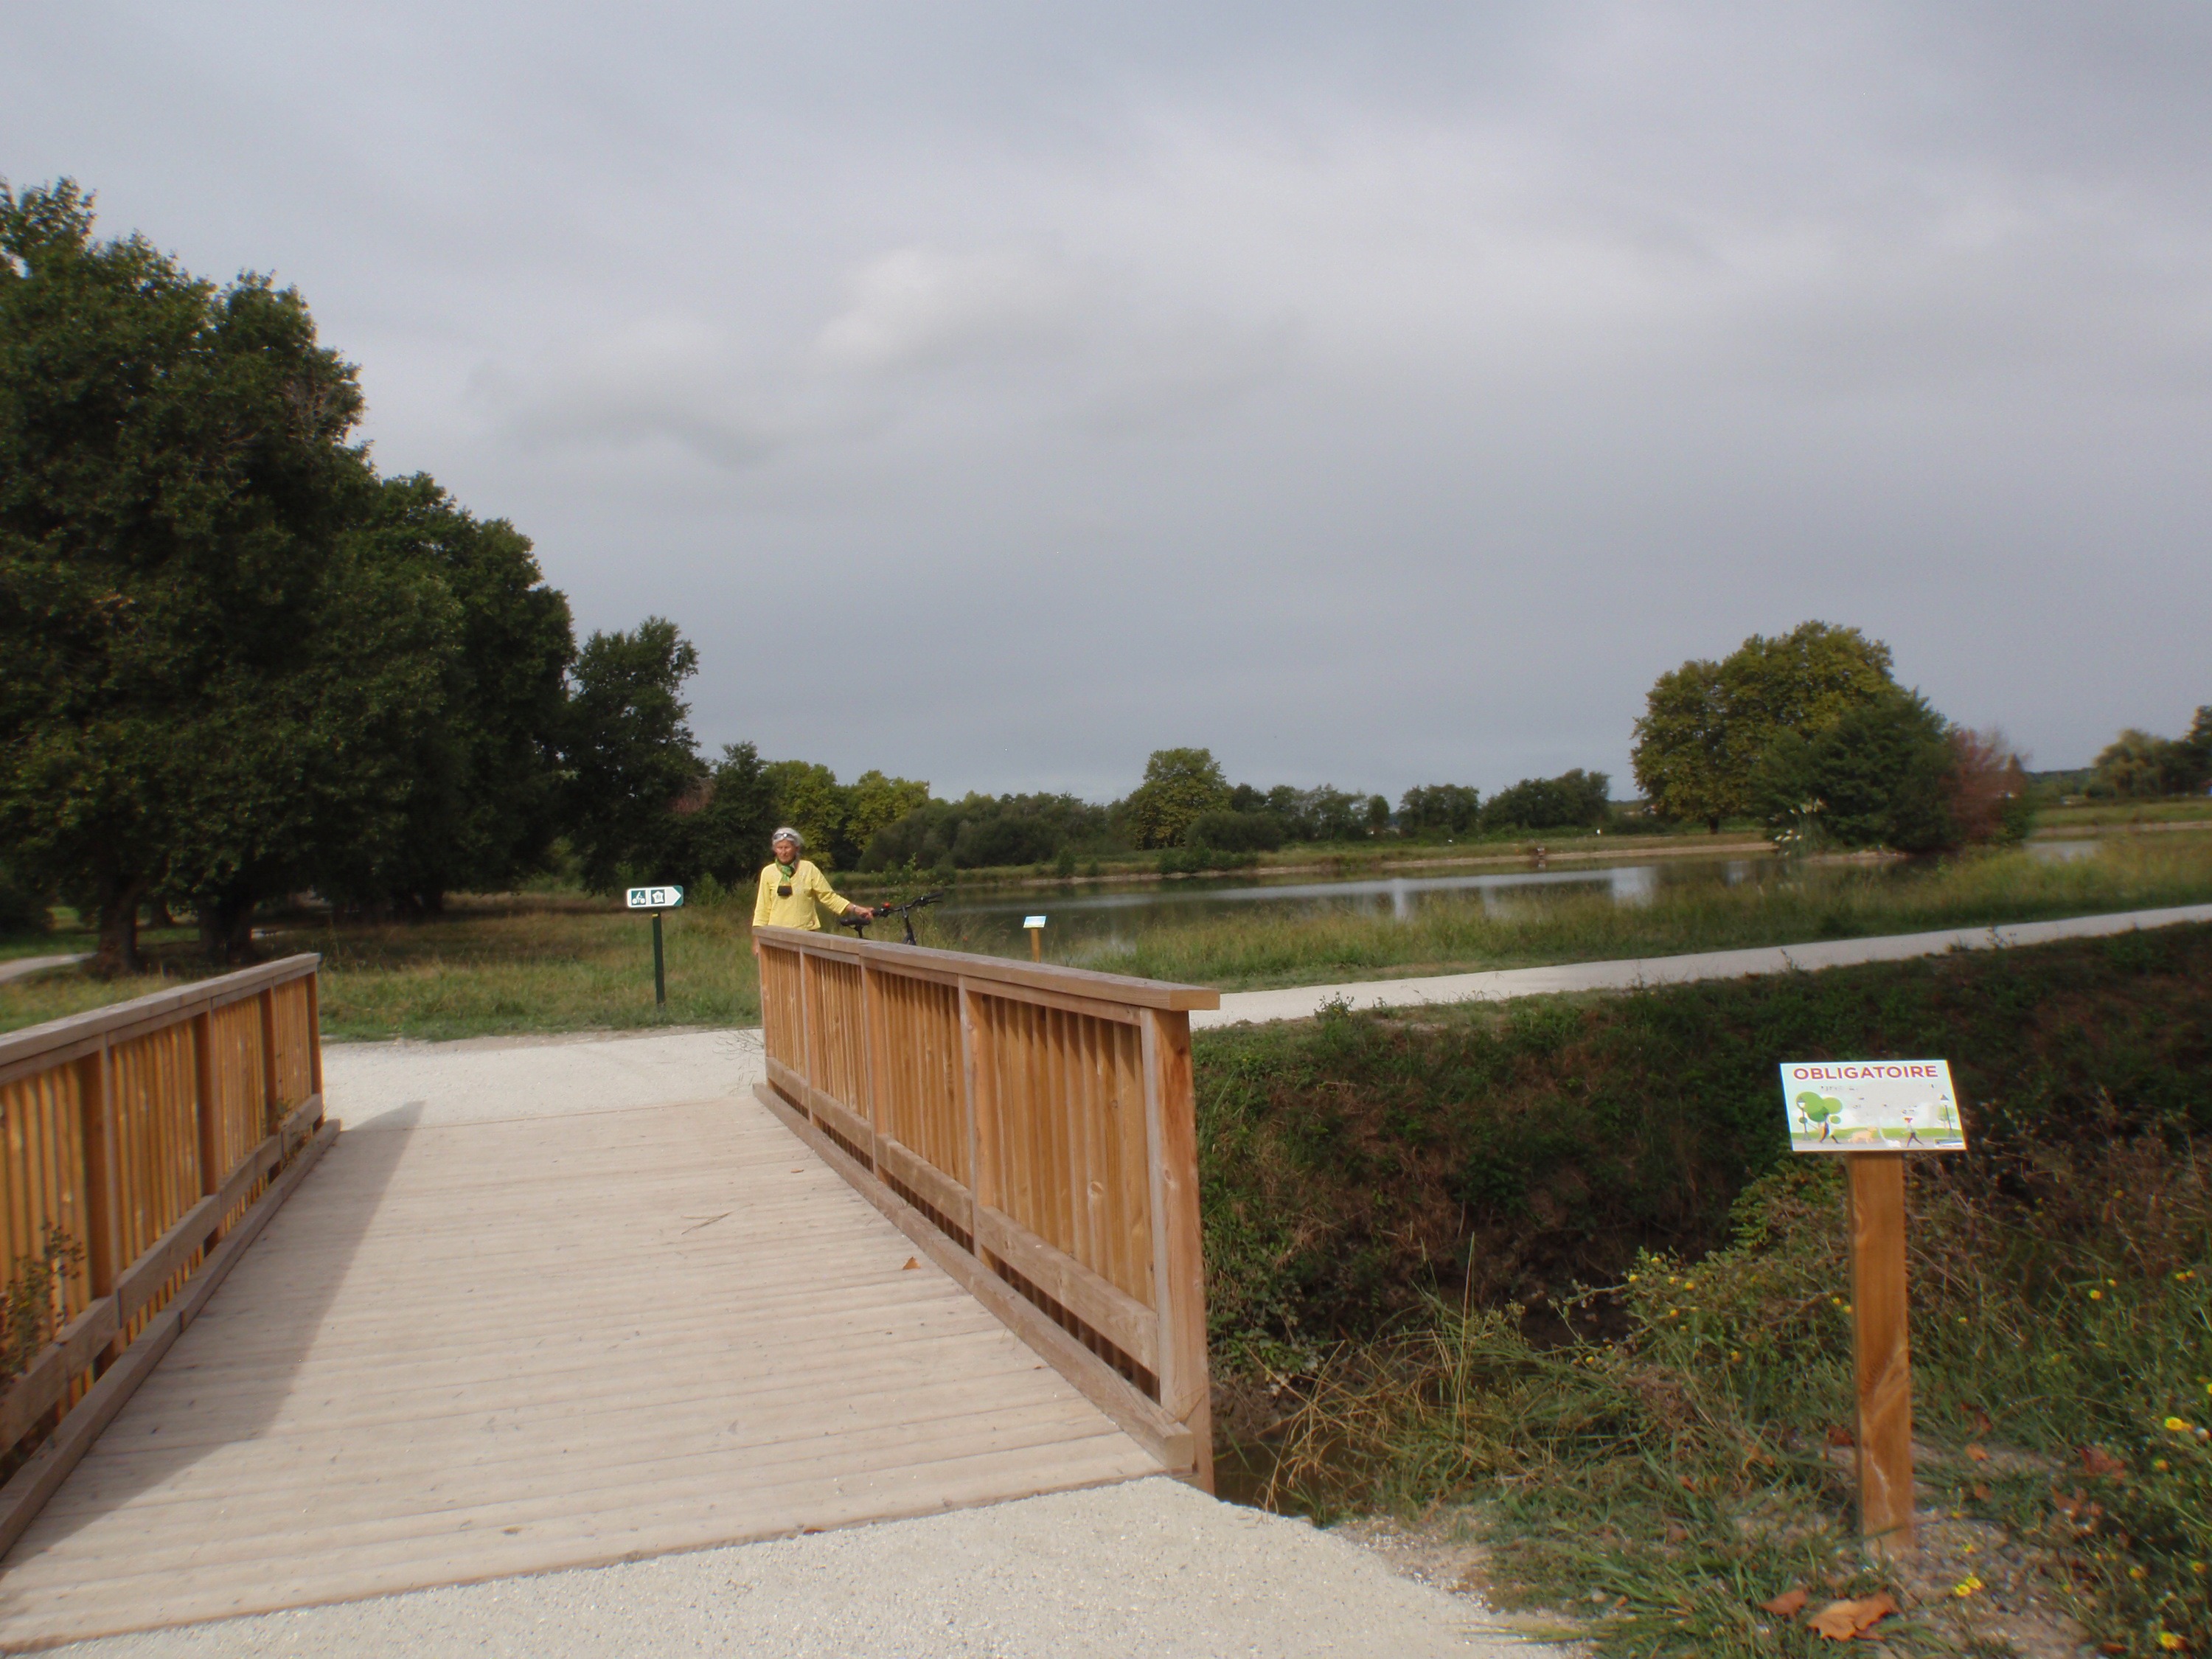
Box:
[0,1095,1163,1648]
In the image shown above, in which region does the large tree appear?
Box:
[1121,748,1231,849]
[317,476,574,911]
[1751,688,1958,852]
[563,618,703,894]
[1631,622,1896,830]
[0,179,447,969]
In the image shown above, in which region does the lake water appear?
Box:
[881,840,2104,961]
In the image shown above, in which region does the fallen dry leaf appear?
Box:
[1807,1592,1898,1641]
[901,1257,919,1270]
[1972,1482,1992,1502]
[1826,1425,1857,1448]
[2081,1445,2128,1479]
[1972,1406,1997,1436]
[1760,1587,1809,1617]
[1965,1443,1990,1462]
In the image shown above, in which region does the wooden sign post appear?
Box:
[1023,914,1047,962]
[1778,1060,1967,1558]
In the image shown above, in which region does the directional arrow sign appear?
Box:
[626,886,684,910]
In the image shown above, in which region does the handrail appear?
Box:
[752,925,1220,1484]
[0,954,331,1552]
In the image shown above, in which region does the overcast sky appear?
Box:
[9,4,2209,799]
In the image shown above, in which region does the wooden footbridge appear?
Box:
[0,932,1217,1648]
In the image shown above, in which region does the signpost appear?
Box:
[1778,1060,1966,1557]
[627,886,684,1007]
[1023,915,1046,962]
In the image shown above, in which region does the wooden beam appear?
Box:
[0,956,322,1088]
[754,926,1218,1012]
[753,1085,1196,1475]
[876,1135,974,1235]
[973,1204,1158,1371]
[0,1119,338,1565]
[1847,1151,1914,1554]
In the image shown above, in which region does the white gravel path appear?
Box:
[45,1478,1558,1659]
[0,951,88,986]
[1192,901,2212,1028]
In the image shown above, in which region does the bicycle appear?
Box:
[837,891,944,945]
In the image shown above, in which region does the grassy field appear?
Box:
[1198,924,2212,1657]
[4,835,2209,1039]
[1071,835,2212,991]
[2033,797,2212,831]
[0,900,762,1041]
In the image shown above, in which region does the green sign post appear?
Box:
[626,886,685,1006]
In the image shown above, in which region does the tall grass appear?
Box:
[1259,1146,2212,1657]
[1077,838,2212,990]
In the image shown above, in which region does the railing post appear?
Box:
[958,983,989,1217]
[257,987,280,1138]
[74,1043,119,1363]
[192,1011,219,1203]
[795,945,814,1113]
[305,969,324,1110]
[1141,1006,1212,1489]
[857,961,881,1172]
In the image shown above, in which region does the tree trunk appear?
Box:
[92,871,147,977]
[1707,816,1722,833]
[198,892,258,965]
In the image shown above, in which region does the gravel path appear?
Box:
[1192,901,2212,1027]
[46,1478,1560,1659]
[0,951,88,986]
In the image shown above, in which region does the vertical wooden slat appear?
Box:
[305,972,324,1102]
[1142,1006,1211,1489]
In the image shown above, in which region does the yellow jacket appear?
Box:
[753,859,854,931]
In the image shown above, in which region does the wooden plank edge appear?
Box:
[0,1118,339,1566]
[0,956,323,1085]
[751,927,1220,1011]
[751,1082,1198,1475]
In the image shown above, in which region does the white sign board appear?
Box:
[626,886,684,911]
[1779,1060,1966,1153]
[1022,915,1047,929]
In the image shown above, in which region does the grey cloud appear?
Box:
[6,1,2209,797]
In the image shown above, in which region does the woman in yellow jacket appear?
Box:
[752,827,874,934]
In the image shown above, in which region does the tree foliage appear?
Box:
[1631,622,1896,831]
[1122,748,1231,849]
[563,619,701,894]
[1398,784,1481,836]
[2090,708,2211,799]
[0,178,456,967]
[1481,769,1612,832]
[1751,689,1958,852]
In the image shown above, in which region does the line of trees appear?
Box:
[0,181,768,970]
[2085,708,2211,801]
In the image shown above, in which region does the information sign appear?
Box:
[1022,915,1047,929]
[1779,1060,1965,1153]
[627,886,684,911]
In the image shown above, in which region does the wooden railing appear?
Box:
[0,956,335,1552]
[754,927,1220,1483]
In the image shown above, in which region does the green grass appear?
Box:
[1071,836,2212,991]
[0,898,761,1041]
[1196,924,2212,1656]
[2034,798,2212,830]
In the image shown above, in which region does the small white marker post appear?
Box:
[627,886,686,1006]
[1023,914,1047,962]
[1778,1058,1968,1557]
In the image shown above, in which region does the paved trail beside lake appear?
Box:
[1194,902,2212,1028]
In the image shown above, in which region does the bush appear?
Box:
[1480,769,1611,832]
[1753,689,1955,852]
[1184,810,1285,854]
